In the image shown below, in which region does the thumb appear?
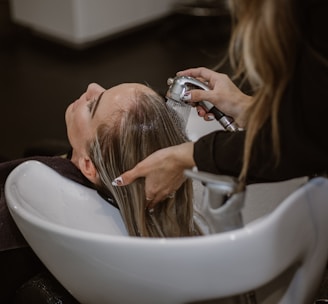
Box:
[112,167,140,187]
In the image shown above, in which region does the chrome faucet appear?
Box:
[185,170,245,234]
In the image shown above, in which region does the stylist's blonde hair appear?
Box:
[88,89,201,237]
[228,0,299,182]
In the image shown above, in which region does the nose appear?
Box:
[86,83,106,100]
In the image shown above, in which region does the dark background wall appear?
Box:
[0,0,231,159]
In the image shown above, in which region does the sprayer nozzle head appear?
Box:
[167,78,174,86]
[166,97,191,130]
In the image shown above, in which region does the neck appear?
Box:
[70,150,80,169]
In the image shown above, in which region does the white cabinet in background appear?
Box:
[10,0,176,47]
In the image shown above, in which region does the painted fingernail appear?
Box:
[207,114,215,121]
[112,176,123,186]
[181,91,191,101]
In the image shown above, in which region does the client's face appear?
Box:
[65,82,154,165]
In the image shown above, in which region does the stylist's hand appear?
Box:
[177,67,252,128]
[112,142,196,207]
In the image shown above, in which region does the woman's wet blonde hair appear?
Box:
[88,88,201,237]
[227,0,299,182]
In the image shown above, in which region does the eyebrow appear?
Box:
[91,91,105,118]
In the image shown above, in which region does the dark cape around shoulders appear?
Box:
[0,156,94,251]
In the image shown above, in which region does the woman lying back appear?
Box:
[65,82,201,237]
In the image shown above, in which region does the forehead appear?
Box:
[93,83,153,122]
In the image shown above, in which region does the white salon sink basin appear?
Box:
[5,159,328,304]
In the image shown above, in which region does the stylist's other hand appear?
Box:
[177,67,252,128]
[112,142,196,207]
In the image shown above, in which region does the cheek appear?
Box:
[65,106,91,148]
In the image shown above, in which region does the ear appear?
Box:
[79,156,99,184]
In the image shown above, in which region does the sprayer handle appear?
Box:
[200,101,239,132]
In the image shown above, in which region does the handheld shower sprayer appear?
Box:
[166,76,239,132]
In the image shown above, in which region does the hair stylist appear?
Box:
[113,0,328,206]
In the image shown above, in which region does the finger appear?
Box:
[112,166,142,186]
[177,67,212,80]
[195,106,215,121]
[204,113,215,121]
[148,176,185,206]
[146,184,177,207]
[145,197,155,210]
[145,186,163,206]
[167,191,176,199]
[196,105,207,117]
[176,67,199,76]
[146,188,177,209]
[147,192,167,207]
[181,89,210,104]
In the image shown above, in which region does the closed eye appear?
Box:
[87,99,97,113]
[90,91,105,118]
